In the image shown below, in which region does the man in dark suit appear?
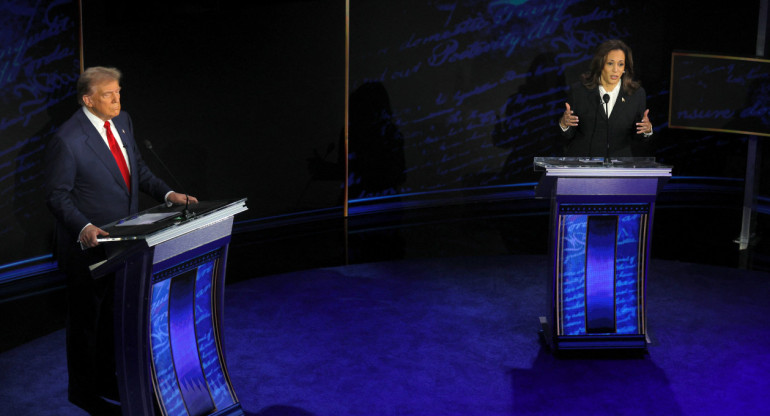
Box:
[558,39,654,157]
[44,66,197,415]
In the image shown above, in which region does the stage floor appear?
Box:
[2,254,768,416]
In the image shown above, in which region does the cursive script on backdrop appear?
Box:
[0,0,79,265]
[349,0,633,199]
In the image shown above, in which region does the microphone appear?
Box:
[602,94,611,165]
[144,140,194,219]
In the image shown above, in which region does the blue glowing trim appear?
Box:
[615,214,641,334]
[757,196,770,215]
[233,207,342,233]
[559,211,644,336]
[0,255,57,285]
[195,260,236,408]
[150,279,187,415]
[236,206,340,225]
[662,176,744,194]
[0,254,53,271]
[561,215,587,336]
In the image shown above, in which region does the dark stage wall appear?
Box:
[0,0,767,270]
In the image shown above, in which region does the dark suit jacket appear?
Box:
[560,81,648,157]
[45,108,171,267]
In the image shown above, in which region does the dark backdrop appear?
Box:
[0,0,767,269]
[344,0,766,199]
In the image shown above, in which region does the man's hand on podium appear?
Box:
[168,192,199,206]
[79,224,108,248]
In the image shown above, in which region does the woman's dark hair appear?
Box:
[581,39,641,95]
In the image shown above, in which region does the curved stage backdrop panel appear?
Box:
[0,0,767,318]
[0,0,79,268]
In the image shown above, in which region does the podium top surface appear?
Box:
[534,157,672,177]
[97,198,248,247]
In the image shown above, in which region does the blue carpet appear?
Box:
[1,255,769,415]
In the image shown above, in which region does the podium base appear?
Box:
[538,317,648,352]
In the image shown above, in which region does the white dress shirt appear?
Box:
[82,106,131,173]
[598,85,620,117]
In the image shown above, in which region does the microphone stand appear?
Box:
[144,140,195,220]
[602,93,611,166]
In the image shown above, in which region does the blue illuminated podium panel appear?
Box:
[534,158,671,351]
[91,199,248,416]
[149,242,240,416]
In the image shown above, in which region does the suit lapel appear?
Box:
[611,90,627,121]
[78,111,131,196]
[595,88,609,121]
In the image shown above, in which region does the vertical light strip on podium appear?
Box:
[194,261,237,409]
[585,216,617,334]
[150,247,238,416]
[150,279,185,414]
[616,212,644,334]
[169,269,216,415]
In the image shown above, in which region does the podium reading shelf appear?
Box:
[534,158,671,351]
[90,199,248,416]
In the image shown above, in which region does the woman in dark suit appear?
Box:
[558,39,653,157]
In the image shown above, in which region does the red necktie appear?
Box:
[104,120,131,190]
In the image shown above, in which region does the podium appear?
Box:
[534,158,671,351]
[90,199,248,416]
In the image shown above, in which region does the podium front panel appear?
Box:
[534,158,670,351]
[556,177,661,196]
[99,200,247,416]
[149,238,241,416]
[555,203,648,341]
